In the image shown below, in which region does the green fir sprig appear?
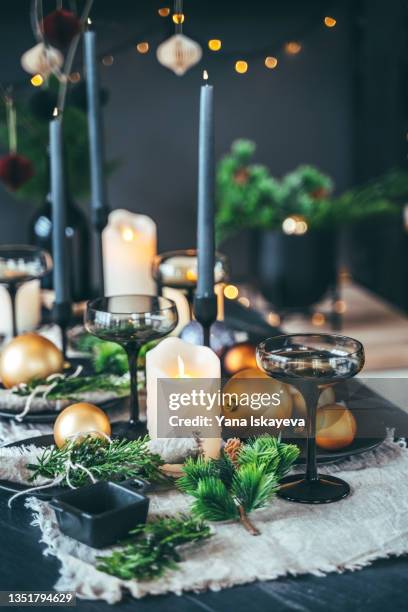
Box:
[12,372,130,399]
[97,514,212,581]
[27,436,165,487]
[178,436,299,536]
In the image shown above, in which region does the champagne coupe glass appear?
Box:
[152,249,229,310]
[85,295,178,439]
[0,245,52,337]
[256,334,365,503]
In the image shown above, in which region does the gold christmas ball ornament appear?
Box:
[223,342,257,375]
[0,333,64,389]
[53,402,112,448]
[316,404,357,451]
[222,367,293,421]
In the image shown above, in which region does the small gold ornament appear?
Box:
[0,333,64,389]
[223,342,257,375]
[53,402,112,448]
[316,404,357,451]
[222,367,293,421]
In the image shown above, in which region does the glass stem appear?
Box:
[125,343,141,425]
[8,284,18,337]
[299,382,320,482]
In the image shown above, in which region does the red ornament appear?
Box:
[42,9,81,49]
[0,153,35,191]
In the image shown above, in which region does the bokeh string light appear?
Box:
[22,4,338,88]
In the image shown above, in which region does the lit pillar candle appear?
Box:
[0,281,40,336]
[102,209,157,296]
[146,336,221,459]
[196,71,215,298]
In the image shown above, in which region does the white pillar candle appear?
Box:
[146,336,221,459]
[162,287,191,336]
[102,209,157,296]
[0,280,41,337]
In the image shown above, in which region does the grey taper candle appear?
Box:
[84,29,107,212]
[50,111,70,304]
[196,75,215,297]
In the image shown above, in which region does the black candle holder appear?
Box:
[193,293,218,347]
[52,301,71,360]
[91,207,109,297]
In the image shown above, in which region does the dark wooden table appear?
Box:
[2,309,408,612]
[1,493,407,612]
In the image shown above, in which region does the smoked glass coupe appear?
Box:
[85,295,178,439]
[257,333,365,503]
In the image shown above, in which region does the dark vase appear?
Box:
[255,228,337,310]
[29,194,92,302]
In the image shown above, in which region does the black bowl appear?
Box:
[49,478,149,548]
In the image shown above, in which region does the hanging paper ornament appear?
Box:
[21,42,63,78]
[42,9,81,50]
[156,34,202,76]
[0,154,34,191]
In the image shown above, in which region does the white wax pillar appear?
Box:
[146,336,221,459]
[162,287,190,336]
[102,209,157,296]
[0,280,41,336]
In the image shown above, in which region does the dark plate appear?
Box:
[0,356,127,423]
[0,431,386,501]
[0,397,125,424]
[292,434,386,465]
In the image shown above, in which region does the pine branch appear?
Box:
[231,463,278,512]
[13,373,130,399]
[191,477,239,522]
[177,456,218,493]
[177,436,300,535]
[27,436,165,487]
[97,514,212,581]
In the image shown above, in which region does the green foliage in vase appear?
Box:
[75,334,159,375]
[0,78,118,202]
[330,169,404,225]
[27,435,165,487]
[97,514,212,581]
[177,436,299,535]
[216,139,404,243]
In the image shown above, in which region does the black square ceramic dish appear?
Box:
[49,478,149,548]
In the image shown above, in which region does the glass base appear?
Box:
[111,420,148,441]
[278,474,350,504]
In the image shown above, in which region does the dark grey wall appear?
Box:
[0,0,404,281]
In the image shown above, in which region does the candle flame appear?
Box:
[177,355,190,378]
[203,70,209,81]
[52,107,59,118]
[87,17,92,25]
[121,226,134,242]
